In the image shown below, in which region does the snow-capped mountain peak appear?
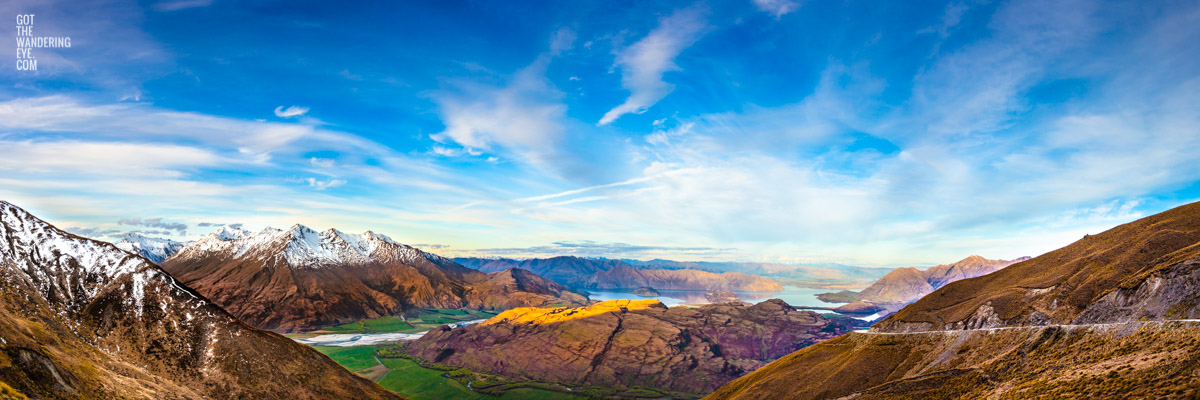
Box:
[114,232,191,264]
[168,222,447,270]
[279,225,385,266]
[213,224,254,240]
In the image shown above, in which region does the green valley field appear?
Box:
[312,345,584,400]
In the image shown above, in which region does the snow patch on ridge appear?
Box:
[172,221,435,269]
[214,225,253,240]
[0,201,207,318]
[115,233,191,264]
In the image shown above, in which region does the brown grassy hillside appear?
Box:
[409,299,862,396]
[876,201,1200,332]
[705,322,1200,400]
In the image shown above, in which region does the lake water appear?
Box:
[587,286,844,308]
[586,286,885,321]
[294,319,486,347]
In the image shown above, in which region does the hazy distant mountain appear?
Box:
[410,299,863,396]
[454,256,783,291]
[162,225,586,332]
[829,255,1028,315]
[628,259,892,289]
[458,256,626,284]
[0,201,399,399]
[113,232,190,264]
[705,201,1200,400]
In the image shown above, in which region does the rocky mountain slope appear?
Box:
[0,201,400,399]
[706,321,1200,399]
[704,201,1200,399]
[829,255,1027,315]
[161,225,586,332]
[113,232,190,264]
[408,299,862,396]
[455,256,783,292]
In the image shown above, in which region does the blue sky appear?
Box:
[2,0,1198,266]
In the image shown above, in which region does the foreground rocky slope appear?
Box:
[830,255,1027,315]
[408,299,861,396]
[706,321,1200,399]
[0,201,400,399]
[162,226,585,332]
[456,256,783,292]
[705,201,1200,399]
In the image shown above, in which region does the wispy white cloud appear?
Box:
[0,139,224,177]
[917,1,970,37]
[309,157,335,168]
[116,216,188,235]
[430,29,580,172]
[462,240,735,258]
[274,105,310,118]
[906,0,1097,138]
[338,69,364,81]
[302,177,346,190]
[429,145,481,158]
[430,65,565,158]
[0,96,436,177]
[152,0,213,12]
[751,0,800,19]
[599,7,708,125]
[548,27,577,55]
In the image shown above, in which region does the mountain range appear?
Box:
[12,196,1199,399]
[0,201,400,399]
[628,259,892,289]
[159,225,587,332]
[111,231,881,300]
[825,255,1029,315]
[705,201,1200,399]
[455,256,784,292]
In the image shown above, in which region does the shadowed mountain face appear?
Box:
[830,255,1027,315]
[162,226,586,332]
[455,256,784,292]
[0,201,401,400]
[704,201,1200,400]
[408,299,862,396]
